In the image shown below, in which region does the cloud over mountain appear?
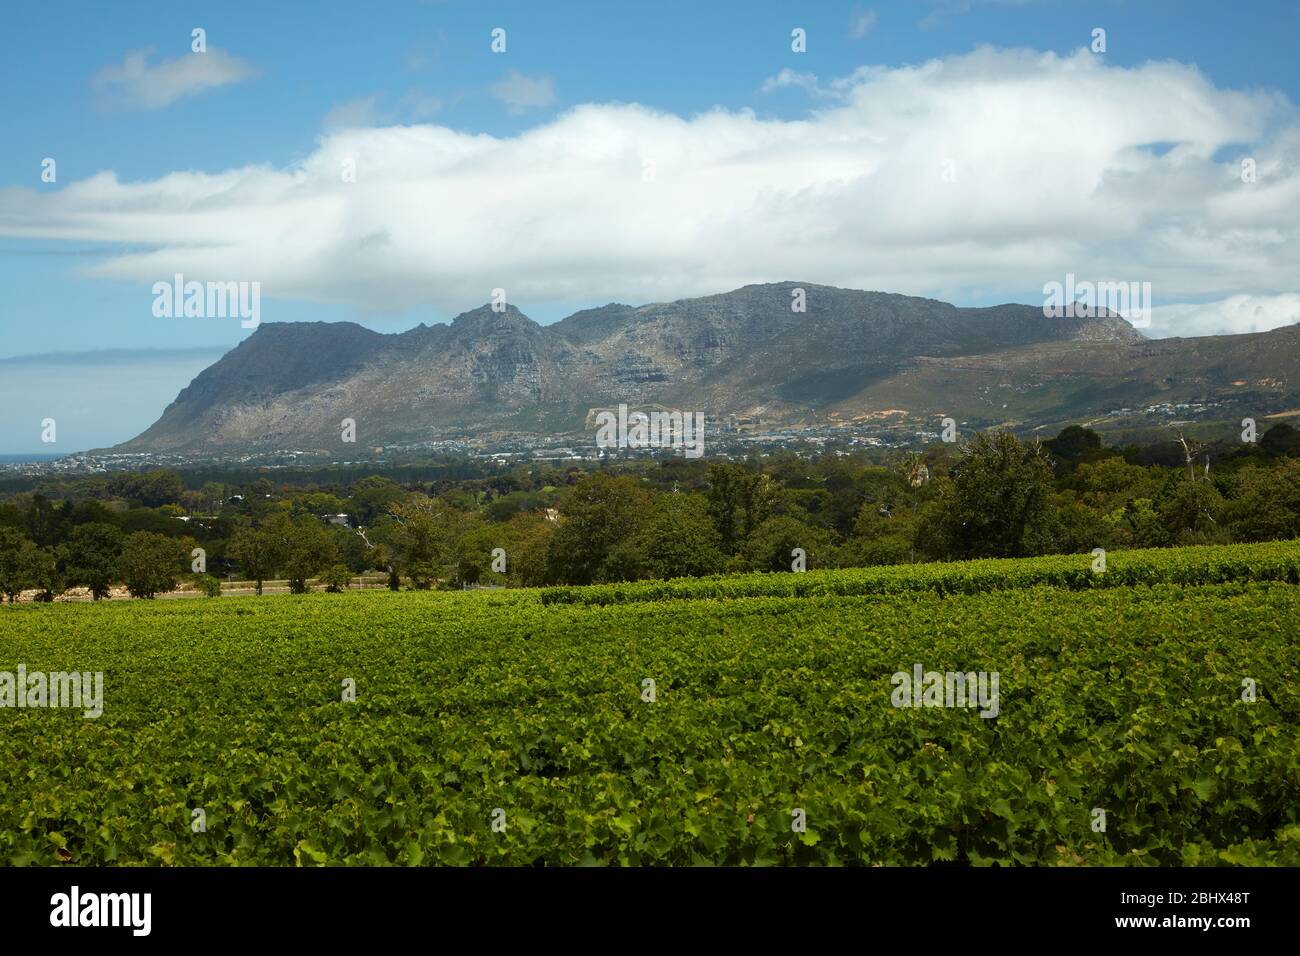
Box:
[5,47,1298,337]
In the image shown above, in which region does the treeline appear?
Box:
[1,423,1298,600]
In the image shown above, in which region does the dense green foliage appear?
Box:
[1,545,1297,866]
[2,424,1299,600]
[541,539,1300,605]
[117,532,187,599]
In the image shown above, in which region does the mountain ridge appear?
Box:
[111,282,1298,454]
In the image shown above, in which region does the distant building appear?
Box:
[324,514,350,527]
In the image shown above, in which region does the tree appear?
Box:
[1070,457,1162,509]
[351,476,406,526]
[451,524,500,586]
[61,522,124,600]
[0,502,24,534]
[1045,496,1113,554]
[1121,497,1167,549]
[507,514,554,587]
[270,515,337,593]
[894,452,931,562]
[25,495,68,548]
[545,473,650,585]
[1158,479,1226,544]
[1044,425,1104,473]
[329,523,370,573]
[193,574,223,597]
[385,496,475,589]
[635,493,726,579]
[118,532,186,599]
[706,463,776,554]
[835,531,912,568]
[297,491,349,519]
[22,546,62,602]
[228,523,284,595]
[934,431,1056,559]
[370,541,403,590]
[319,565,353,593]
[599,538,646,583]
[0,528,34,602]
[820,459,874,538]
[485,490,545,523]
[1223,460,1300,541]
[706,462,743,552]
[119,508,187,537]
[744,515,833,572]
[1261,423,1300,458]
[847,502,915,567]
[109,470,184,508]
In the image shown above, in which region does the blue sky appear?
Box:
[2,0,1299,452]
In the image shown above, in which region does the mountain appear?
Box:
[112,282,1299,453]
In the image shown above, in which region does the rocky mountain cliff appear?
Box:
[112,282,1298,453]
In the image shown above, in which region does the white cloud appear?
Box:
[324,91,444,129]
[489,70,556,114]
[759,68,826,96]
[1149,294,1300,338]
[759,67,875,99]
[850,9,878,40]
[323,96,381,130]
[92,47,255,110]
[6,47,1299,338]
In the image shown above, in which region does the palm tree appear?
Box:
[897,452,930,563]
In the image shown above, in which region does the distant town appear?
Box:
[1,399,1246,477]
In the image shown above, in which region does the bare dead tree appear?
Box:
[1173,429,1203,482]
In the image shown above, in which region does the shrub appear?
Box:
[319,565,353,593]
[193,574,223,598]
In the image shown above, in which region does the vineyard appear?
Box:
[1,543,1298,866]
[541,539,1300,605]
